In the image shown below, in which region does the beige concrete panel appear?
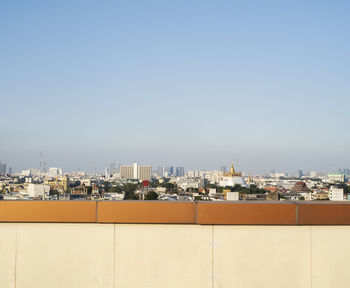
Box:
[115,224,212,288]
[0,224,17,288]
[312,226,350,288]
[213,226,311,288]
[16,223,114,288]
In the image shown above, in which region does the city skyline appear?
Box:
[1,1,349,173]
[1,2,350,287]
[2,155,349,176]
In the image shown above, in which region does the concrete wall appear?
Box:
[0,224,349,288]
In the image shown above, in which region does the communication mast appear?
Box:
[40,152,43,172]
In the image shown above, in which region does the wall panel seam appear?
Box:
[296,203,299,225]
[310,226,313,288]
[95,202,98,223]
[113,224,116,288]
[212,225,214,288]
[14,223,18,288]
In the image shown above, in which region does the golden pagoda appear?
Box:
[220,162,247,187]
[223,162,242,177]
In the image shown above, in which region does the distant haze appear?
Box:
[1,1,349,174]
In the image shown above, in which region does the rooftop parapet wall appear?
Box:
[1,201,350,225]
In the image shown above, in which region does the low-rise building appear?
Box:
[27,184,50,198]
[329,187,344,201]
[226,191,239,201]
[177,178,204,190]
[328,173,345,183]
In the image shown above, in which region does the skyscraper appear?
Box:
[220,166,227,172]
[120,165,134,179]
[297,170,303,178]
[109,163,116,175]
[0,162,6,175]
[133,162,138,179]
[176,166,185,177]
[48,167,62,177]
[157,166,163,177]
[162,166,170,177]
[138,165,151,181]
[120,162,151,181]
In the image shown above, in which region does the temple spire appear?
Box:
[230,162,235,175]
[223,162,242,177]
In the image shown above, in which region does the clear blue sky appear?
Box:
[1,0,349,174]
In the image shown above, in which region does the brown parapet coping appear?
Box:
[97,201,196,224]
[2,201,350,224]
[0,201,96,223]
[298,202,350,225]
[197,202,297,225]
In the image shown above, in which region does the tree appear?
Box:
[49,189,59,196]
[86,186,92,195]
[249,185,266,194]
[122,183,139,200]
[145,191,158,200]
[336,183,349,194]
[227,184,266,194]
[103,181,111,191]
[69,181,80,188]
[205,184,223,193]
[205,184,217,189]
[148,180,159,188]
[160,182,177,192]
[186,188,198,193]
[109,186,122,193]
[232,184,243,192]
[124,193,139,200]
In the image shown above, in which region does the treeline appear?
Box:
[227,184,266,194]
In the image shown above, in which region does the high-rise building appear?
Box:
[133,162,138,179]
[120,162,151,181]
[328,173,345,183]
[138,165,151,181]
[169,166,174,176]
[105,168,110,179]
[162,166,170,177]
[175,166,185,177]
[157,166,163,177]
[48,167,63,177]
[297,170,303,178]
[120,165,134,179]
[310,171,326,178]
[338,168,350,176]
[29,169,41,177]
[0,163,6,175]
[109,163,116,175]
[21,169,31,177]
